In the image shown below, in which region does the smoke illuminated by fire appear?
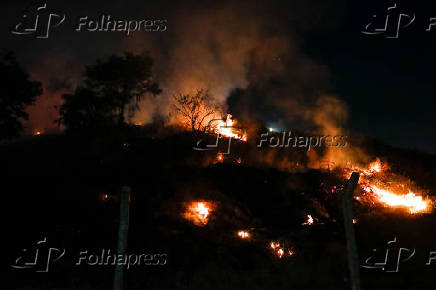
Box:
[183,201,215,226]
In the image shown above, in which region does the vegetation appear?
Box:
[0,51,42,140]
[58,52,161,130]
[172,89,221,132]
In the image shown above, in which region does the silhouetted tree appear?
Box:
[0,52,42,140]
[58,52,161,130]
[172,89,220,132]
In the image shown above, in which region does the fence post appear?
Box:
[113,186,131,290]
[342,172,361,290]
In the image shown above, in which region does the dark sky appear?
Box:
[301,1,436,154]
[2,0,436,153]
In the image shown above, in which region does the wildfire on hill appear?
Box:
[342,159,431,214]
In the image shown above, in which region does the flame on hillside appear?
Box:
[343,159,431,214]
[211,114,247,141]
[183,201,216,226]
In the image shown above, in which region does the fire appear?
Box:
[302,214,314,226]
[237,230,250,239]
[269,241,294,259]
[183,201,215,226]
[270,242,284,258]
[343,159,431,214]
[34,130,42,136]
[216,154,224,163]
[363,184,429,214]
[213,114,247,141]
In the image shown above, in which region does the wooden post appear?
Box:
[342,172,361,290]
[113,186,131,290]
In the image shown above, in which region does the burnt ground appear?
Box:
[3,127,436,290]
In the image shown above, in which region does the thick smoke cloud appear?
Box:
[11,0,351,154]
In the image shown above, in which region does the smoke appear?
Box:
[122,2,302,125]
[120,1,370,167]
[25,52,82,133]
[22,0,354,162]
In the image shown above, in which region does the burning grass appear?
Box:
[183,201,216,226]
[342,159,432,214]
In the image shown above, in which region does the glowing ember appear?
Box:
[216,154,224,163]
[363,184,429,214]
[276,248,284,258]
[183,201,215,226]
[352,218,358,224]
[213,114,247,141]
[237,230,250,239]
[34,130,42,136]
[270,241,289,259]
[302,214,314,226]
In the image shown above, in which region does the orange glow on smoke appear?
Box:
[183,201,215,226]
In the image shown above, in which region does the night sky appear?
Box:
[2,0,436,153]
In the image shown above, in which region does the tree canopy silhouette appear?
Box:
[0,51,42,140]
[58,52,161,130]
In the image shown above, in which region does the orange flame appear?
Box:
[183,201,215,226]
[237,230,250,239]
[344,159,431,214]
[213,114,247,141]
[269,241,293,259]
[302,214,314,226]
[363,184,429,214]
